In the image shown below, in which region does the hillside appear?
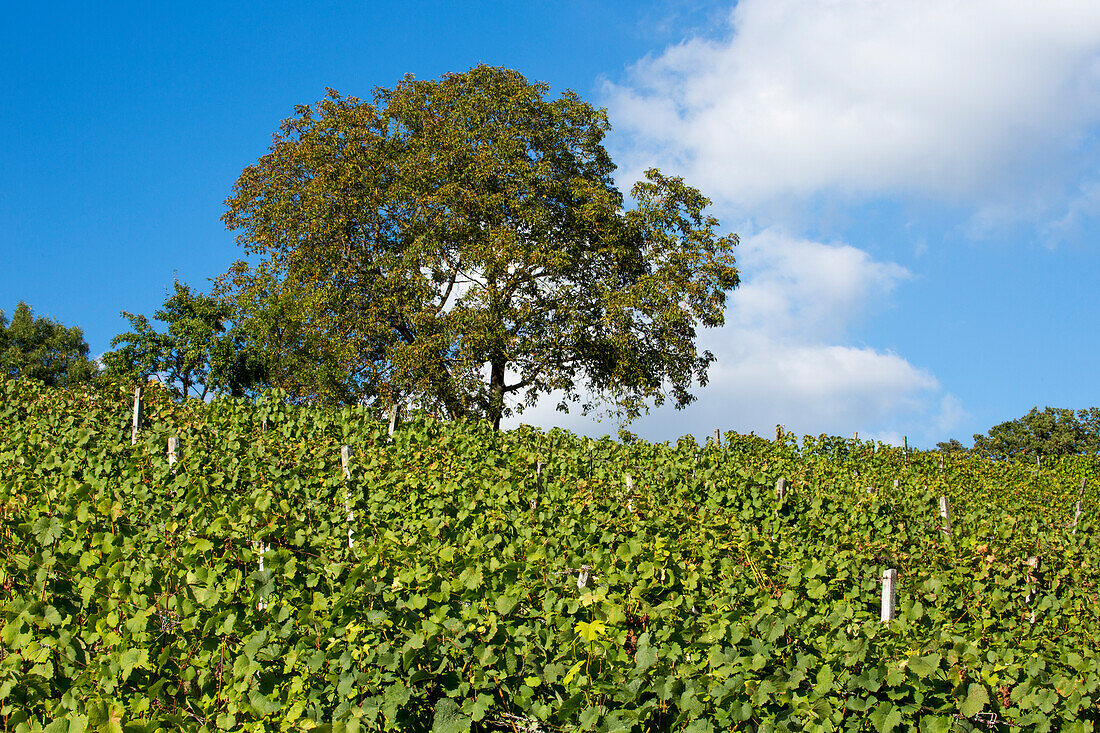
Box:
[1,379,1098,731]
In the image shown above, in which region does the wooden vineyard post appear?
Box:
[1026,556,1039,624]
[625,473,634,511]
[853,431,858,441]
[902,436,908,453]
[893,478,900,491]
[341,445,354,549]
[1074,478,1086,535]
[341,445,352,479]
[939,496,953,539]
[713,428,720,446]
[881,569,897,623]
[167,436,179,466]
[939,454,945,471]
[257,541,269,611]
[776,477,787,500]
[130,387,142,445]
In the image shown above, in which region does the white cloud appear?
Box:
[604,0,1100,209]
[932,393,968,436]
[730,229,909,339]
[505,230,955,444]
[1042,179,1100,245]
[508,1,1031,445]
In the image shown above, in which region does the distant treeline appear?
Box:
[937,406,1100,460]
[4,297,1096,463]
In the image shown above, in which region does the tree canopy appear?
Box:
[0,302,97,387]
[971,406,1100,460]
[103,281,265,400]
[220,65,739,428]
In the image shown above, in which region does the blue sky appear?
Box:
[4,1,1099,447]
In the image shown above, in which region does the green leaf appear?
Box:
[574,619,606,643]
[431,698,471,733]
[635,643,657,673]
[579,707,602,729]
[42,605,63,626]
[0,618,26,646]
[495,595,518,615]
[907,653,940,678]
[918,715,955,733]
[44,719,69,733]
[615,540,640,561]
[249,689,282,716]
[33,517,62,546]
[814,664,834,695]
[119,648,148,681]
[960,684,989,717]
[464,694,492,722]
[563,660,585,686]
[870,701,903,733]
[242,629,268,662]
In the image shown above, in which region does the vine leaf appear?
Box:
[960,683,989,717]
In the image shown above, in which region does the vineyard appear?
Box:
[2,379,1100,732]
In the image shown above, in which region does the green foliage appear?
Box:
[102,280,266,399]
[3,378,1100,731]
[0,302,97,387]
[973,406,1100,460]
[220,65,739,428]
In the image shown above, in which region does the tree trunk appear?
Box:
[488,357,506,431]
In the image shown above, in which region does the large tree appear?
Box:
[0,302,97,387]
[103,281,265,400]
[221,65,739,428]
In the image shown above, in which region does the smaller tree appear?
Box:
[972,406,1100,460]
[0,302,98,387]
[103,281,265,400]
[935,438,966,453]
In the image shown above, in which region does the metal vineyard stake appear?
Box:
[131,387,142,445]
[341,445,354,549]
